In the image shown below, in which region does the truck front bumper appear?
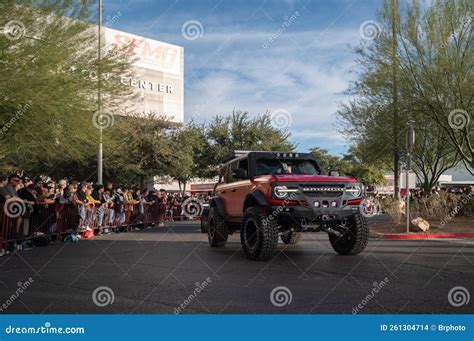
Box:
[271,204,360,230]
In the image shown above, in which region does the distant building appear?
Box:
[375,172,416,195]
[105,28,184,123]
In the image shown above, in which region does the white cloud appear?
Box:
[184,27,359,145]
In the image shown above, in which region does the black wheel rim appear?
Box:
[208,218,215,240]
[244,219,259,251]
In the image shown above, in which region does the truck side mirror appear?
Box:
[233,168,247,179]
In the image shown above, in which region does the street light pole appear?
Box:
[406,120,414,233]
[97,0,103,185]
[391,0,400,199]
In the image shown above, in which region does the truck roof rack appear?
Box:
[223,150,306,164]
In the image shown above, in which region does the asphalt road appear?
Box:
[0,222,473,314]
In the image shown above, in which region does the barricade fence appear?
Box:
[0,201,199,249]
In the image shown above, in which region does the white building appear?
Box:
[105,28,184,123]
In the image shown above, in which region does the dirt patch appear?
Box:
[369,216,474,234]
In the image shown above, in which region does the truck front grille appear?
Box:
[301,185,344,197]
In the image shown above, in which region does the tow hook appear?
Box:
[326,227,341,237]
[321,224,341,237]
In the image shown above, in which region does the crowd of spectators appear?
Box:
[0,171,211,255]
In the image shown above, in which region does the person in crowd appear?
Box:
[73,181,88,229]
[0,175,8,204]
[92,184,106,232]
[167,193,180,222]
[147,189,157,202]
[17,184,37,251]
[0,174,25,253]
[132,187,140,201]
[37,184,55,203]
[113,188,126,231]
[156,189,167,226]
[103,189,115,229]
[106,182,114,194]
[55,179,69,204]
[84,185,99,231]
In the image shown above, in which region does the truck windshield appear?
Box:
[256,158,320,176]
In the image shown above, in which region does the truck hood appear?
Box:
[269,174,357,183]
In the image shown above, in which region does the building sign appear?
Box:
[105,28,182,75]
[120,77,173,94]
[104,28,184,123]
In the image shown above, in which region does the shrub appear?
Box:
[410,192,460,221]
[381,196,404,225]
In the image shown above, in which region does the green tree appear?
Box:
[308,147,343,173]
[0,0,135,177]
[309,147,385,185]
[396,0,473,173]
[337,0,471,190]
[104,113,173,186]
[201,111,295,177]
[167,122,207,194]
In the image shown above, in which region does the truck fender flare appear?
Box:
[209,197,225,217]
[244,190,269,211]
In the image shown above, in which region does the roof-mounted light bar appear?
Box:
[276,152,299,158]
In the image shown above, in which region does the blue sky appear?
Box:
[102,0,383,156]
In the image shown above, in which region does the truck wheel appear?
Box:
[200,218,208,233]
[208,207,228,247]
[281,231,301,245]
[241,207,278,260]
[329,213,369,255]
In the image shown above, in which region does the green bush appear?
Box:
[410,192,460,221]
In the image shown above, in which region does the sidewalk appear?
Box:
[369,216,474,240]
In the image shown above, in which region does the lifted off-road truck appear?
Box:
[201,151,369,261]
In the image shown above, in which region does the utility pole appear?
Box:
[97,0,103,185]
[406,120,414,233]
[391,0,400,199]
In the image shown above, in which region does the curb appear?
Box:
[370,231,474,240]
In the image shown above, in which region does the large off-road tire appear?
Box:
[208,207,228,247]
[329,213,369,255]
[281,230,301,244]
[200,218,208,233]
[240,207,278,260]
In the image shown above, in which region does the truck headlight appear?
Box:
[274,185,299,199]
[345,184,363,198]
